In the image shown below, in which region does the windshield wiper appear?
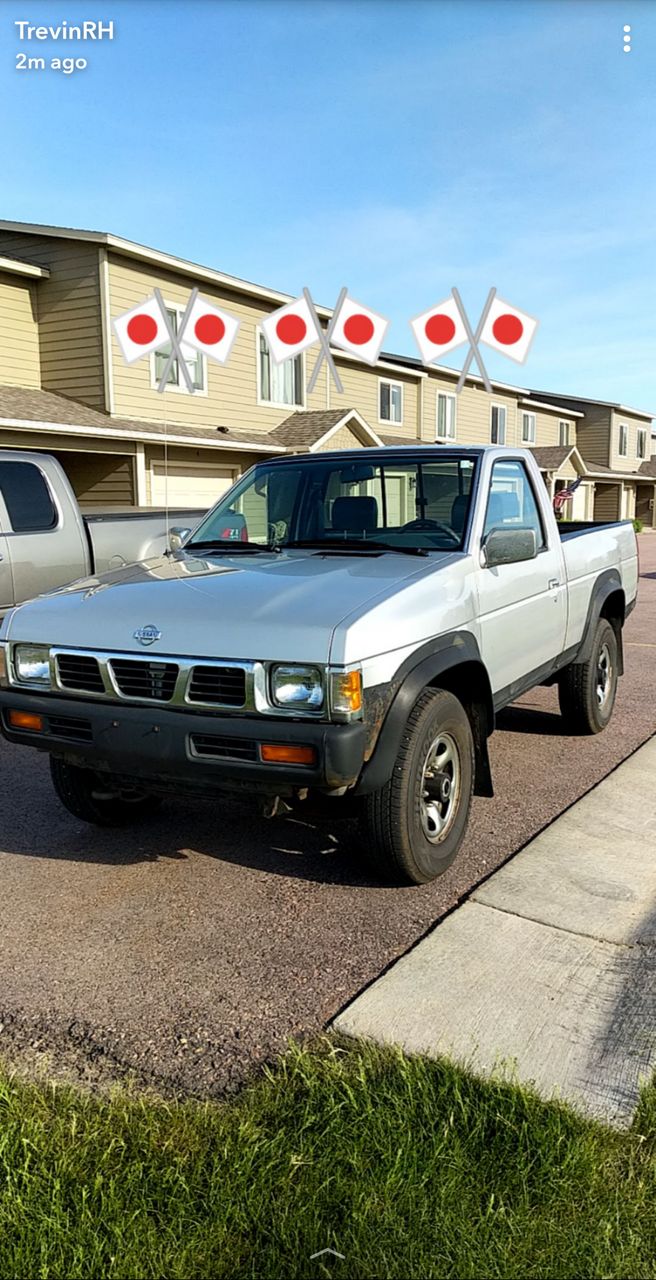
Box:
[282,538,428,557]
[183,539,278,553]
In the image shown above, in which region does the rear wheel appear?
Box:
[50,757,162,827]
[362,688,474,885]
[558,617,618,734]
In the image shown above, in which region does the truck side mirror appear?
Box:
[482,526,537,567]
[169,526,192,552]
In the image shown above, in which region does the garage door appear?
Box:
[151,464,237,508]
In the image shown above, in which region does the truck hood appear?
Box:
[4,548,451,664]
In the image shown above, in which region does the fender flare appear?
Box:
[355,631,495,797]
[572,569,626,674]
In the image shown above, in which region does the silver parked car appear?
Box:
[0,446,638,884]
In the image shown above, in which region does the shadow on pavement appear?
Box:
[495,703,577,738]
[0,789,378,885]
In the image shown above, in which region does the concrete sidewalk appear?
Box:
[334,736,656,1128]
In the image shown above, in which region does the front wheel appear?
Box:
[362,687,474,885]
[50,757,162,827]
[558,618,619,734]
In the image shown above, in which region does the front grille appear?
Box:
[57,653,105,694]
[47,715,93,744]
[190,733,258,762]
[110,658,179,702]
[188,665,246,707]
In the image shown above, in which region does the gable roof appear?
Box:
[270,409,347,448]
[530,446,574,471]
[271,408,383,450]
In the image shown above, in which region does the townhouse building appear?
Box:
[0,219,654,526]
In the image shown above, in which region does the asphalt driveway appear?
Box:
[1,535,655,1097]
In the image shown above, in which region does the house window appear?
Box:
[436,393,456,441]
[618,422,628,457]
[490,405,506,445]
[637,428,647,459]
[559,420,570,447]
[153,305,205,392]
[379,379,403,425]
[521,412,536,444]
[258,331,304,407]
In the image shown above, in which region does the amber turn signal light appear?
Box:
[8,709,45,732]
[260,742,317,766]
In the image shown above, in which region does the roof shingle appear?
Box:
[270,409,353,448]
[530,446,573,471]
[0,385,280,451]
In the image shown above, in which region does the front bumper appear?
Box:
[0,690,367,795]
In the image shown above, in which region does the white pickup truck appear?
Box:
[0,446,638,884]
[0,450,205,615]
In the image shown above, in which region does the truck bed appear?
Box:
[82,507,206,573]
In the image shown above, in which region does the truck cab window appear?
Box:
[0,461,58,533]
[484,460,546,549]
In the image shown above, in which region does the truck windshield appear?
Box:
[187,455,477,553]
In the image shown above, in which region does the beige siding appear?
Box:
[422,374,519,447]
[316,424,364,451]
[575,404,611,468]
[0,273,41,387]
[609,410,651,473]
[0,233,104,408]
[329,358,420,439]
[108,255,329,433]
[522,408,574,449]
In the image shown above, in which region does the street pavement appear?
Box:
[335,737,656,1129]
[0,536,654,1097]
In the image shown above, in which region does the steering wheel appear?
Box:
[400,518,460,544]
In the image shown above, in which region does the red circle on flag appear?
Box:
[127,314,158,345]
[195,314,225,345]
[343,313,375,345]
[492,313,524,345]
[425,314,456,345]
[276,314,307,345]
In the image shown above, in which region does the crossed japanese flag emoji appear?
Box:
[113,289,240,392]
[411,288,538,393]
[261,288,390,395]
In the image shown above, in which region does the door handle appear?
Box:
[549,578,559,590]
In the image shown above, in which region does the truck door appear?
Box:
[0,490,15,612]
[0,458,77,605]
[475,458,568,698]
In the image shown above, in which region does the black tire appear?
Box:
[558,617,619,734]
[50,757,162,827]
[362,688,474,886]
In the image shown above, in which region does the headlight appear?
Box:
[329,668,363,721]
[0,643,7,688]
[271,665,324,710]
[13,644,52,686]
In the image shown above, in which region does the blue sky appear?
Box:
[2,0,655,410]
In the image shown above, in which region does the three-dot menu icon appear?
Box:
[624,25,631,52]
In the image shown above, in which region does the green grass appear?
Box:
[0,1040,655,1279]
